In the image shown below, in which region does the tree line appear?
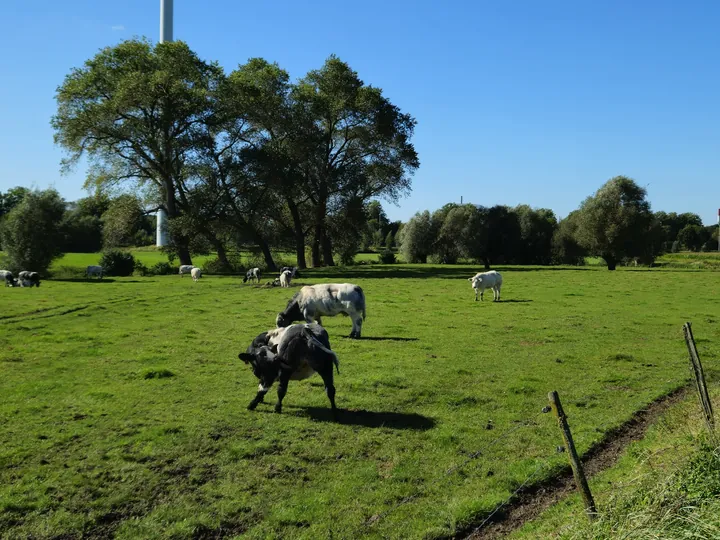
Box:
[399,176,719,270]
[51,39,419,271]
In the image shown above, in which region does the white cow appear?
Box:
[468,270,503,302]
[1,270,18,287]
[279,269,292,288]
[179,265,195,277]
[191,267,202,282]
[86,266,104,279]
[276,283,366,338]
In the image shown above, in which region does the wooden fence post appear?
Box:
[682,322,716,434]
[548,390,597,521]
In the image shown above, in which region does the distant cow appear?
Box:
[191,267,202,282]
[243,267,261,284]
[1,270,17,287]
[239,323,339,417]
[276,283,366,338]
[468,270,503,302]
[18,271,40,287]
[86,266,103,279]
[179,265,195,277]
[279,269,292,288]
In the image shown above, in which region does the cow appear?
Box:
[18,271,40,287]
[86,266,104,279]
[276,283,366,338]
[179,265,195,277]
[238,323,339,417]
[1,270,18,287]
[191,267,202,282]
[243,267,261,284]
[468,270,503,302]
[279,269,292,288]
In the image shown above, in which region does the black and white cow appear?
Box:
[276,283,366,338]
[238,323,340,417]
[243,267,261,284]
[18,271,40,287]
[1,270,18,287]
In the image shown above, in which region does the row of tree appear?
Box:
[399,176,719,270]
[52,39,419,270]
[0,187,155,272]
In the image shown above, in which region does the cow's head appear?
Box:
[239,345,279,383]
[276,313,290,327]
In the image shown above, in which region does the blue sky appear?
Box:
[1,0,719,224]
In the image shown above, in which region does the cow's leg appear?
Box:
[248,382,272,410]
[480,289,484,301]
[274,372,292,413]
[474,288,478,301]
[318,367,338,420]
[350,315,362,338]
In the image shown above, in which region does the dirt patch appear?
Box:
[459,384,692,539]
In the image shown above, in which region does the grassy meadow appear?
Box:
[1,264,720,538]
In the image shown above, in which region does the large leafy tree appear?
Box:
[515,205,557,265]
[552,210,587,265]
[52,39,225,265]
[0,189,66,274]
[399,210,434,263]
[574,176,657,270]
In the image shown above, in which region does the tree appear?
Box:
[52,39,225,266]
[385,231,395,249]
[399,211,434,263]
[0,189,66,274]
[514,205,558,265]
[0,187,30,219]
[102,195,149,248]
[574,176,656,270]
[677,224,707,252]
[552,211,587,265]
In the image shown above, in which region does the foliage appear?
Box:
[0,266,717,538]
[677,224,708,252]
[385,231,395,249]
[99,249,136,277]
[102,194,151,249]
[148,261,176,276]
[574,176,658,270]
[399,210,435,263]
[0,189,66,274]
[378,249,397,263]
[552,211,587,265]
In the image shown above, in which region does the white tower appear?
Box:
[155,0,173,247]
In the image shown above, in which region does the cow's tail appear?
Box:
[303,328,340,375]
[354,285,367,321]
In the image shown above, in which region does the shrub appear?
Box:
[148,261,175,276]
[378,250,396,264]
[133,260,149,276]
[99,249,136,277]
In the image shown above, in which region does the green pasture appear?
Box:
[1,265,719,538]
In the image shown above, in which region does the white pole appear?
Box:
[717,208,719,252]
[155,0,173,247]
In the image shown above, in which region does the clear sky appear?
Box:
[1,0,718,224]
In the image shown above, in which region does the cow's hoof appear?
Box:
[247,402,258,411]
[274,405,283,414]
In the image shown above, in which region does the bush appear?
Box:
[99,249,136,277]
[148,261,175,276]
[133,260,149,276]
[378,250,396,264]
[201,254,245,275]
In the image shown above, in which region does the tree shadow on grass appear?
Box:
[291,406,436,430]
[341,336,419,342]
[49,278,153,284]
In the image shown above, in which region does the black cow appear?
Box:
[18,271,40,287]
[1,270,18,287]
[243,267,261,284]
[238,323,339,417]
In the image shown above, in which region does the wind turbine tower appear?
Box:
[155,0,173,246]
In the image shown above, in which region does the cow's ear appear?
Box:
[238,353,254,364]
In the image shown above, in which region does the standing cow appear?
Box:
[276,283,366,338]
[468,270,503,302]
[18,271,41,287]
[243,268,261,284]
[239,323,340,417]
[179,265,195,277]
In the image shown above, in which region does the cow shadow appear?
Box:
[292,406,436,430]
[498,299,533,303]
[342,336,419,342]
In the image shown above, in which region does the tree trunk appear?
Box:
[287,199,307,269]
[163,180,192,266]
[321,229,335,266]
[483,258,491,270]
[255,234,277,272]
[311,238,322,268]
[204,231,229,269]
[604,255,617,271]
[176,243,192,266]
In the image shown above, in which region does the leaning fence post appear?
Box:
[548,390,597,521]
[682,322,716,434]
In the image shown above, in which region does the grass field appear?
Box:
[1,264,719,538]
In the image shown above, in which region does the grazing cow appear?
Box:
[18,271,41,287]
[279,269,292,288]
[276,283,366,338]
[191,267,202,282]
[243,267,261,284]
[239,323,339,417]
[86,266,104,279]
[1,270,18,287]
[179,265,195,277]
[280,266,301,278]
[468,270,503,302]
